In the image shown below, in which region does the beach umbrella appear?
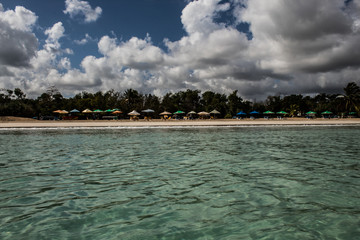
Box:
[263,111,274,114]
[321,111,333,115]
[70,109,80,113]
[198,111,210,115]
[210,110,220,114]
[105,109,114,113]
[93,109,103,113]
[349,112,357,115]
[128,110,140,116]
[58,110,68,114]
[306,111,317,115]
[188,111,197,114]
[198,111,210,119]
[82,109,93,113]
[173,110,185,114]
[112,110,122,114]
[250,111,259,115]
[236,111,247,116]
[142,109,155,113]
[276,111,288,115]
[160,111,172,115]
[53,110,62,113]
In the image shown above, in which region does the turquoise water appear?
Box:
[0,126,359,240]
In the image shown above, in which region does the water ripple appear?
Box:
[0,126,359,239]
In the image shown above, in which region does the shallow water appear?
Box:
[0,126,359,239]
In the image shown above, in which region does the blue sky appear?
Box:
[1,0,188,67]
[1,0,360,100]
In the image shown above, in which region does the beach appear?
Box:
[1,117,360,128]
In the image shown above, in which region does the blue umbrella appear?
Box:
[236,111,247,116]
[70,109,80,113]
[250,111,259,114]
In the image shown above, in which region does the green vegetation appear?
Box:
[1,82,359,119]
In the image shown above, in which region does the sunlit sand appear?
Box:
[1,117,359,128]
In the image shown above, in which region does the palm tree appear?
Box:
[343,82,360,115]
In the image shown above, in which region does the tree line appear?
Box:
[1,82,359,119]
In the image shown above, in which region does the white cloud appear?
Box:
[181,0,230,35]
[98,34,164,70]
[74,33,96,45]
[2,1,360,100]
[44,22,65,52]
[64,0,102,23]
[0,5,38,67]
[0,4,37,31]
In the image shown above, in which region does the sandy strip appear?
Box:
[1,118,360,128]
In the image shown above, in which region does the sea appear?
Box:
[0,125,359,240]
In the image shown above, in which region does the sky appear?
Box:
[1,0,360,100]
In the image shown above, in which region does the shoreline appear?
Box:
[1,118,360,128]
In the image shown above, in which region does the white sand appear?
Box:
[1,118,360,128]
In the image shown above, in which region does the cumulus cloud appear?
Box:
[2,1,360,100]
[64,0,102,23]
[240,0,360,74]
[0,4,38,67]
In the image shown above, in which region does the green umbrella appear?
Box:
[276,111,288,114]
[93,109,103,113]
[306,111,317,115]
[263,111,274,114]
[321,111,333,114]
[349,112,357,115]
[173,110,185,114]
[105,109,114,113]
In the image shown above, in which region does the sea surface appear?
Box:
[0,126,359,240]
